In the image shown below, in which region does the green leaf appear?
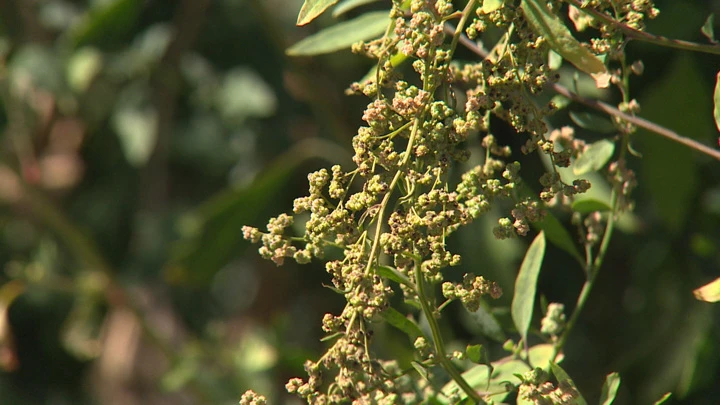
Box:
[376,265,414,289]
[548,50,562,70]
[550,94,571,110]
[520,0,606,76]
[550,363,588,405]
[411,361,430,381]
[466,344,485,364]
[71,0,141,48]
[714,71,720,132]
[481,0,503,14]
[381,307,424,341]
[333,0,381,17]
[287,11,389,56]
[573,139,615,175]
[439,344,555,404]
[534,213,582,264]
[569,111,616,133]
[511,232,546,343]
[693,277,720,303]
[571,198,612,214]
[653,393,672,405]
[297,0,339,26]
[701,14,717,43]
[599,372,621,405]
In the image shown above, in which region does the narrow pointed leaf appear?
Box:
[333,0,381,17]
[297,0,339,26]
[714,71,720,132]
[653,393,672,405]
[599,372,621,405]
[287,11,389,56]
[701,14,716,43]
[550,363,588,405]
[381,307,424,341]
[569,111,616,133]
[376,265,414,289]
[511,232,546,343]
[693,277,720,302]
[521,0,606,76]
[573,139,615,175]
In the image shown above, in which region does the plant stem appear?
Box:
[414,259,485,404]
[565,0,720,55]
[445,23,720,161]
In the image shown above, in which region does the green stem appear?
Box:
[564,0,720,55]
[414,259,485,404]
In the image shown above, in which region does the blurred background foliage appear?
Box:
[0,0,718,404]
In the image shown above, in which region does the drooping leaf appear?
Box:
[297,0,339,26]
[599,372,621,405]
[573,139,615,175]
[511,232,546,343]
[569,111,616,133]
[381,307,424,342]
[653,393,673,405]
[701,14,717,43]
[376,265,414,289]
[521,0,606,76]
[571,198,612,214]
[287,11,390,56]
[714,71,720,132]
[333,0,381,17]
[534,213,582,265]
[550,363,588,405]
[693,277,720,302]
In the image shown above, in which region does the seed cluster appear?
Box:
[241,0,654,403]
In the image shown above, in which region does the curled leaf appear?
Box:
[521,0,606,76]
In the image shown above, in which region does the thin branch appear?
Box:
[445,24,720,161]
[565,0,720,55]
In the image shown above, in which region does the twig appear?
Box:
[445,24,720,161]
[565,0,720,56]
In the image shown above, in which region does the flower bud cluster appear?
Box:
[541,303,567,336]
[442,273,502,312]
[518,368,582,405]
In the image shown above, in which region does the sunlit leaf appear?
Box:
[701,14,717,44]
[333,0,381,17]
[466,344,485,364]
[512,232,546,343]
[481,0,503,14]
[573,139,615,175]
[693,277,720,302]
[569,111,616,133]
[381,307,424,341]
[548,50,562,70]
[411,361,430,381]
[297,0,339,26]
[287,11,389,56]
[550,363,588,405]
[653,393,672,405]
[714,71,720,132]
[571,198,612,214]
[439,344,556,404]
[521,0,606,76]
[599,372,621,405]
